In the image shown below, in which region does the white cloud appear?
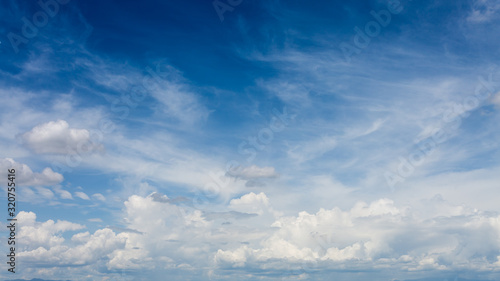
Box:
[15,211,128,269]
[21,120,102,154]
[92,193,106,201]
[20,228,127,266]
[229,192,271,215]
[34,187,55,200]
[0,158,63,186]
[74,191,90,200]
[13,192,500,280]
[107,193,214,270]
[55,188,73,200]
[17,211,85,248]
[71,231,91,243]
[216,197,500,274]
[9,145,500,281]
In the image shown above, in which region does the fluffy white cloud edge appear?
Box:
[12,193,500,279]
[21,120,103,155]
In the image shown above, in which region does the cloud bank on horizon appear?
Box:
[1,0,500,280]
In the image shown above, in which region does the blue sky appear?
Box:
[1,0,500,280]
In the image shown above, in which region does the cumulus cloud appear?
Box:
[17,211,85,248]
[0,158,63,186]
[92,193,106,201]
[74,191,90,200]
[16,211,127,269]
[53,187,73,200]
[106,193,216,270]
[229,192,271,215]
[21,120,102,154]
[20,228,127,266]
[34,187,56,200]
[16,193,500,280]
[216,198,500,275]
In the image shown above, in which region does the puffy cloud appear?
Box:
[17,211,85,248]
[15,194,500,280]
[34,187,55,200]
[229,192,271,215]
[0,158,63,186]
[92,193,106,201]
[216,198,500,275]
[16,211,128,270]
[74,191,90,200]
[21,120,102,154]
[106,193,215,271]
[55,188,73,200]
[20,228,127,266]
[71,231,90,243]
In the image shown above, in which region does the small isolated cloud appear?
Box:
[88,218,103,223]
[229,192,270,215]
[21,119,102,154]
[92,193,106,201]
[35,187,55,200]
[75,191,90,200]
[226,165,279,180]
[57,189,73,200]
[0,158,63,186]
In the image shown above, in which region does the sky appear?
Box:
[1,0,500,280]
